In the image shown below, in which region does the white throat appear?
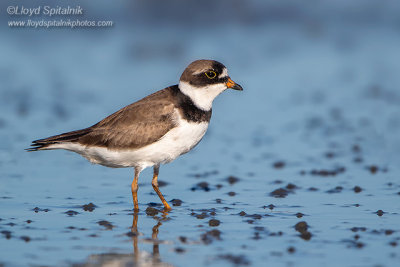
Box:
[178,81,227,111]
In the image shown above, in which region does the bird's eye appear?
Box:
[205,71,217,79]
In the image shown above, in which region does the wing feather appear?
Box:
[78,88,177,149]
[27,87,179,151]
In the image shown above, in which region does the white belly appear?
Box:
[50,121,209,169]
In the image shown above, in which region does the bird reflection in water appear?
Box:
[130,211,171,266]
[76,211,172,267]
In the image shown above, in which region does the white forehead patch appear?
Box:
[218,68,228,79]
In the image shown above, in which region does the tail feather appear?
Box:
[26,128,92,151]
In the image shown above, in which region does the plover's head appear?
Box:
[179,59,243,111]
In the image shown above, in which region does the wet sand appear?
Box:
[1,1,400,266]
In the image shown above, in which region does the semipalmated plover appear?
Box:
[28,59,243,211]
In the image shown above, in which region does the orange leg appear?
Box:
[152,165,171,211]
[131,167,141,212]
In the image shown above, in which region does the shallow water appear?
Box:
[1,1,400,266]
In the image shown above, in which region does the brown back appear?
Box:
[79,87,179,150]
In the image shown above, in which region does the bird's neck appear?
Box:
[178,81,226,111]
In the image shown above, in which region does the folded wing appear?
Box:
[27,88,177,151]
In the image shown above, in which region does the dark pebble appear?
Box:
[97,220,114,230]
[369,165,378,174]
[345,239,365,248]
[286,183,298,190]
[217,254,250,266]
[252,232,261,240]
[179,236,187,243]
[1,230,12,239]
[246,214,262,220]
[145,207,159,216]
[270,188,289,198]
[64,210,79,216]
[32,207,50,213]
[356,242,365,248]
[310,167,346,177]
[325,152,335,159]
[273,161,285,169]
[295,221,308,233]
[300,231,312,241]
[147,202,161,207]
[239,211,246,216]
[191,182,210,192]
[385,230,394,235]
[158,180,168,187]
[352,144,361,153]
[170,199,183,206]
[175,247,185,253]
[196,212,208,219]
[209,219,220,227]
[376,210,384,216]
[201,229,221,244]
[287,246,296,253]
[26,220,32,224]
[351,227,367,232]
[226,176,240,185]
[215,198,222,204]
[311,169,333,176]
[20,236,30,242]
[82,202,97,212]
[197,182,210,190]
[326,186,343,194]
[296,212,304,218]
[389,241,397,247]
[263,204,275,210]
[308,187,319,191]
[188,170,218,178]
[353,186,362,193]
[269,231,283,236]
[227,191,236,197]
[125,231,138,237]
